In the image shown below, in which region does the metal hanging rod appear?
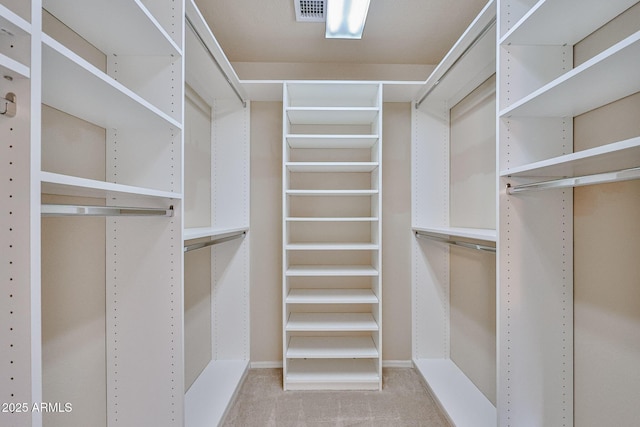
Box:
[42,204,174,217]
[185,15,247,108]
[415,231,496,254]
[184,231,246,253]
[507,166,640,194]
[415,17,496,109]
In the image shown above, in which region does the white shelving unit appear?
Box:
[498,1,640,425]
[283,81,383,391]
[412,1,497,426]
[1,0,186,426]
[183,1,250,426]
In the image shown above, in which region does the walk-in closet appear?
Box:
[1,0,638,426]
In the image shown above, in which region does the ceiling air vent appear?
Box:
[295,0,326,22]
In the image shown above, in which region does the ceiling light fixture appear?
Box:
[325,0,371,39]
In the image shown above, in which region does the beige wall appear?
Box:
[249,101,413,364]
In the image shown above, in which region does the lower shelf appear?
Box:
[185,359,249,427]
[413,358,496,427]
[286,336,379,358]
[286,359,380,391]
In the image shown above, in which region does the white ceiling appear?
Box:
[194,0,489,66]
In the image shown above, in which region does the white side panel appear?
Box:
[212,98,250,230]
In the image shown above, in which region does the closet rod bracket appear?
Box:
[1,92,16,117]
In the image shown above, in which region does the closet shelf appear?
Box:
[501,136,640,178]
[0,4,31,35]
[0,53,29,79]
[286,242,379,251]
[43,0,181,56]
[500,0,638,46]
[286,359,380,390]
[286,135,379,149]
[42,35,181,130]
[414,359,496,427]
[286,313,379,332]
[499,31,640,118]
[412,226,497,243]
[286,107,379,125]
[286,289,379,304]
[287,337,378,359]
[184,226,248,241]
[286,162,379,173]
[286,216,378,222]
[286,265,378,276]
[286,189,378,196]
[41,171,181,200]
[286,82,380,107]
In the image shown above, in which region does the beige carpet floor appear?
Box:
[221,368,451,427]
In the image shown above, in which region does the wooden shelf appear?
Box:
[287,336,378,359]
[286,216,378,222]
[286,289,378,304]
[286,313,379,332]
[500,0,638,45]
[185,360,248,427]
[286,189,378,196]
[286,359,380,391]
[41,171,181,200]
[43,0,180,56]
[413,226,497,243]
[414,359,496,427]
[286,107,379,125]
[286,242,379,251]
[42,35,181,131]
[184,226,248,241]
[286,162,379,173]
[499,31,640,118]
[286,135,379,149]
[286,265,378,277]
[501,136,640,178]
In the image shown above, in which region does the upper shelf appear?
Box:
[286,108,379,125]
[42,0,181,56]
[500,31,640,118]
[42,35,181,131]
[414,0,496,109]
[286,82,380,107]
[500,0,638,46]
[501,136,640,178]
[286,135,379,149]
[0,4,30,34]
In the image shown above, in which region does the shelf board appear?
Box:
[0,52,29,79]
[286,189,378,196]
[43,0,180,56]
[413,359,496,427]
[184,226,249,241]
[41,171,181,200]
[412,226,497,243]
[286,265,378,277]
[286,134,379,149]
[286,313,378,332]
[42,35,181,130]
[0,4,31,35]
[286,162,379,173]
[286,359,380,391]
[286,107,379,125]
[286,242,379,251]
[501,136,640,178]
[286,217,378,222]
[500,0,638,46]
[415,0,495,107]
[185,359,249,427]
[287,336,378,359]
[286,289,379,304]
[286,82,380,107]
[500,31,640,118]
